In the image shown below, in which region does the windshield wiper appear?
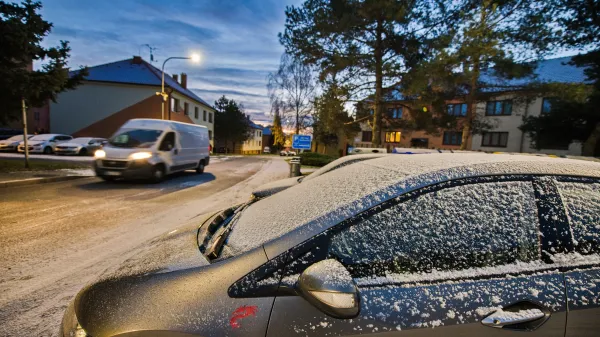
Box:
[200,200,255,261]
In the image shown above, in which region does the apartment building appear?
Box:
[355,56,587,155]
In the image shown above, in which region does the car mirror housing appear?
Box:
[297,259,360,319]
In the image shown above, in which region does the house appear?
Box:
[50,56,215,145]
[262,126,273,152]
[355,56,588,155]
[239,120,263,154]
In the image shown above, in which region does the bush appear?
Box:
[298,152,337,167]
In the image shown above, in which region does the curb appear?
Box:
[0,175,91,188]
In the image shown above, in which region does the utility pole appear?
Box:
[21,98,29,169]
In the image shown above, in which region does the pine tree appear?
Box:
[271,112,285,150]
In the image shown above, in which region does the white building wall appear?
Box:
[242,128,263,153]
[172,92,215,146]
[470,95,582,155]
[50,82,155,135]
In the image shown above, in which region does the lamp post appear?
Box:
[157,54,201,120]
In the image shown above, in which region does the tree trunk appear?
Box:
[295,105,300,135]
[372,19,384,147]
[582,122,600,156]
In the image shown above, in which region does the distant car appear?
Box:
[280,150,297,156]
[252,153,387,198]
[348,147,388,154]
[0,134,33,152]
[17,134,73,154]
[54,137,107,156]
[61,153,600,337]
[263,146,271,154]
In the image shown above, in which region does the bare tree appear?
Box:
[267,53,316,134]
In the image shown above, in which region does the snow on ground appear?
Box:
[0,152,94,162]
[0,157,289,337]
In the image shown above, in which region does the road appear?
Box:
[0,156,289,337]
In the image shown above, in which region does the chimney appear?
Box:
[180,73,187,88]
[172,74,178,83]
[132,56,143,64]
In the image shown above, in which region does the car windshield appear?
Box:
[30,135,54,141]
[109,129,162,148]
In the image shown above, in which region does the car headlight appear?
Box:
[129,152,152,160]
[94,149,106,158]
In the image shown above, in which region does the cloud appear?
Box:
[191,88,266,98]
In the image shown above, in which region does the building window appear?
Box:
[184,102,189,115]
[194,107,199,119]
[443,131,462,145]
[171,98,180,112]
[362,131,373,142]
[34,111,40,121]
[368,109,374,115]
[209,112,213,123]
[482,132,509,147]
[203,110,207,121]
[447,103,468,116]
[259,141,262,147]
[486,100,512,116]
[385,131,401,143]
[208,130,212,140]
[542,98,554,114]
[387,107,403,119]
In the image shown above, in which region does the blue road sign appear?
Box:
[292,134,312,150]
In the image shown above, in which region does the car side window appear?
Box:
[557,181,600,254]
[159,132,175,151]
[328,181,541,277]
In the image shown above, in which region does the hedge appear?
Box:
[298,152,337,167]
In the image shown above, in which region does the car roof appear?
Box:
[228,153,600,258]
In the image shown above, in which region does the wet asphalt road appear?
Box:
[0,155,285,337]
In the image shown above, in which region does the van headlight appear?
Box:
[129,152,152,160]
[94,149,106,158]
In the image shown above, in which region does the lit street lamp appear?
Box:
[157,53,201,120]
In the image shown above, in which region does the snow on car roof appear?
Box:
[228,153,600,257]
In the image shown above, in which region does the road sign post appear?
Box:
[292,135,312,150]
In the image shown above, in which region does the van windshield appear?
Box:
[109,129,162,148]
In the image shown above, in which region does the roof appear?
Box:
[262,127,272,135]
[227,153,600,257]
[248,120,262,130]
[71,57,212,108]
[384,55,589,101]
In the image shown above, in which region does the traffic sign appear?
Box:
[292,134,312,150]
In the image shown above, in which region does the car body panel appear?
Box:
[267,273,566,336]
[17,134,72,153]
[565,269,600,337]
[0,135,32,151]
[55,138,106,155]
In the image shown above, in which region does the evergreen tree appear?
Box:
[313,82,359,151]
[0,0,87,124]
[271,112,285,150]
[214,96,252,153]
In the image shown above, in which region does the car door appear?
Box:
[555,178,600,337]
[266,176,567,336]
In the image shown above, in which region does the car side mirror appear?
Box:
[297,259,359,319]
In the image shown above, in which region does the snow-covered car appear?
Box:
[54,137,106,156]
[279,150,297,156]
[252,153,388,198]
[0,134,33,152]
[17,134,72,154]
[263,146,271,154]
[61,153,600,337]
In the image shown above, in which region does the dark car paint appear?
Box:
[64,173,600,337]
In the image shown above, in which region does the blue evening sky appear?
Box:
[39,0,302,124]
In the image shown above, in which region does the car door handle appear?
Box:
[481,301,549,331]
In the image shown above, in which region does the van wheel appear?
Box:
[151,165,166,183]
[43,146,53,154]
[196,160,205,174]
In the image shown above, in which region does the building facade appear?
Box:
[239,121,263,154]
[355,56,587,155]
[50,56,215,144]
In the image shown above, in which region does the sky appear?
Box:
[38,0,303,125]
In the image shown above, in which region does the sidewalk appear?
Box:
[0,168,94,187]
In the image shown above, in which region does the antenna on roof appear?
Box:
[139,44,158,62]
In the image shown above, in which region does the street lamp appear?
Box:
[157,53,201,120]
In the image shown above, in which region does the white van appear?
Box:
[94,119,210,182]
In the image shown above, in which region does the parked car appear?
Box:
[54,137,107,156]
[0,128,24,141]
[280,150,297,156]
[17,134,73,154]
[0,134,33,152]
[252,153,387,198]
[94,119,210,182]
[263,146,271,154]
[60,153,600,337]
